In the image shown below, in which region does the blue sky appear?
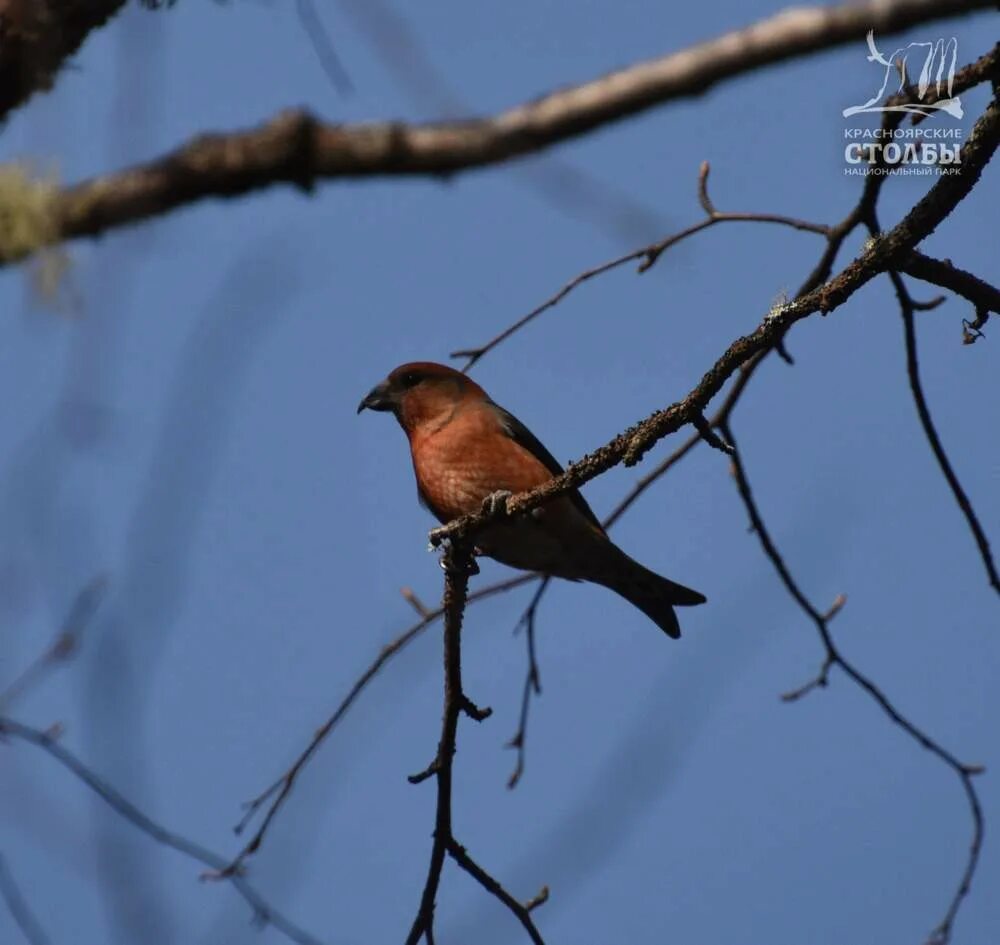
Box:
[1,2,997,944]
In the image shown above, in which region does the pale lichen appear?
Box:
[0,163,59,259]
[764,290,790,323]
[0,162,72,306]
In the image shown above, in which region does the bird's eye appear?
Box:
[400,372,422,388]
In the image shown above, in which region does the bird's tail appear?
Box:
[591,550,706,639]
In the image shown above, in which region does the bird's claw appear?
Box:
[481,489,513,518]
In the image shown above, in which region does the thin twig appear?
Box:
[446,840,545,945]
[295,0,354,95]
[897,250,1000,344]
[401,586,433,618]
[720,421,985,945]
[451,248,648,371]
[0,575,107,711]
[0,852,50,945]
[506,577,549,789]
[0,718,325,945]
[224,573,536,876]
[899,281,999,593]
[451,160,828,370]
[863,207,1000,595]
[692,412,735,455]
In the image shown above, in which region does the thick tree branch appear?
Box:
[0,0,128,122]
[0,0,994,266]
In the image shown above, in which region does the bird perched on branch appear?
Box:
[358,362,705,637]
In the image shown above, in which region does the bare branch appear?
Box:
[446,840,546,945]
[405,544,544,945]
[224,573,535,876]
[506,577,549,789]
[0,575,107,711]
[692,412,736,456]
[853,192,1000,594]
[295,0,354,95]
[332,0,668,245]
[892,269,1000,592]
[429,86,1000,549]
[404,544,475,945]
[0,717,325,945]
[2,0,994,267]
[0,0,128,122]
[401,585,433,618]
[452,159,829,369]
[720,421,985,945]
[0,852,49,945]
[897,250,1000,343]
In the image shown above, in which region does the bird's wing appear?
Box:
[489,401,606,534]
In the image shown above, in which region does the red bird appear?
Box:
[358,362,705,637]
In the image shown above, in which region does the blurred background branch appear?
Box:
[0,0,128,121]
[0,0,994,267]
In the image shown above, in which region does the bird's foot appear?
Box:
[481,489,513,518]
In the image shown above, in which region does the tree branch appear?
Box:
[720,421,985,945]
[892,268,1000,592]
[0,575,107,711]
[222,572,535,877]
[0,717,325,945]
[897,250,1000,343]
[505,577,549,789]
[0,852,49,945]
[203,43,997,918]
[429,85,1000,549]
[405,543,543,945]
[0,0,128,122]
[1,0,994,266]
[451,160,828,371]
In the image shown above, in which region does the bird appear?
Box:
[357,361,705,637]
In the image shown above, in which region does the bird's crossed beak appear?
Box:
[357,381,393,414]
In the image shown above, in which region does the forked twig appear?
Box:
[405,543,544,945]
[721,421,985,945]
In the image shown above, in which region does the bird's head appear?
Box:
[357,362,487,434]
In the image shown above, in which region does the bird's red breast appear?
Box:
[409,401,555,523]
